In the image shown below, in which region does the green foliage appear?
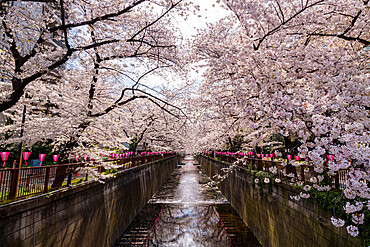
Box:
[104,168,118,175]
[62,177,88,186]
[30,140,55,166]
[255,171,275,181]
[310,189,369,246]
[249,170,276,195]
[226,134,245,152]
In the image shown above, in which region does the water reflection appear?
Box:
[114,156,261,247]
[149,204,229,246]
[149,156,227,205]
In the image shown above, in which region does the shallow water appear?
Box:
[113,156,261,247]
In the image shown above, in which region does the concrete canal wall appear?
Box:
[0,156,179,247]
[198,155,362,247]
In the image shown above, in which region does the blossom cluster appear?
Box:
[344,202,363,214]
[331,217,345,227]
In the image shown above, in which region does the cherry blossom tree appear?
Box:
[191,0,369,237]
[0,0,191,148]
[0,0,190,112]
[1,0,369,237]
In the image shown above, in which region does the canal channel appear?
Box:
[113,156,261,246]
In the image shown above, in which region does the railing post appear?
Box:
[67,165,72,186]
[334,172,340,189]
[9,169,19,199]
[44,167,50,193]
[258,159,262,170]
[9,151,23,199]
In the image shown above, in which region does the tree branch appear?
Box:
[72,39,120,51]
[59,0,71,51]
[89,87,186,119]
[309,33,369,46]
[132,65,170,88]
[49,0,145,32]
[253,0,325,50]
[126,38,176,49]
[129,0,182,40]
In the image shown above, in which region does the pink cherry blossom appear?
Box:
[331,217,345,227]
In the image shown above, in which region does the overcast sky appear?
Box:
[173,0,230,39]
[139,0,231,91]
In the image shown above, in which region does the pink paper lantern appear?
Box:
[287,155,292,160]
[23,152,31,166]
[305,157,309,163]
[39,154,46,166]
[1,152,10,167]
[75,155,81,175]
[257,154,261,158]
[52,154,59,165]
[274,153,278,158]
[269,154,273,158]
[294,156,300,161]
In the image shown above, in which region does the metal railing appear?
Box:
[203,153,348,190]
[0,153,176,203]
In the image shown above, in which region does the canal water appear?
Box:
[113,156,261,247]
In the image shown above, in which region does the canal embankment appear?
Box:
[0,156,179,247]
[198,155,362,247]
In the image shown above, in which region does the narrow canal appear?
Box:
[113,156,261,247]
